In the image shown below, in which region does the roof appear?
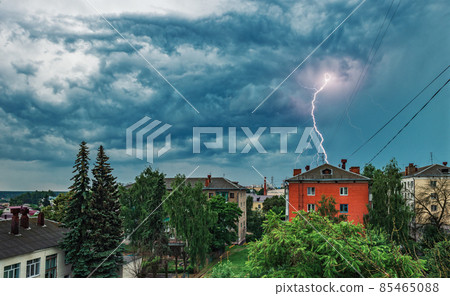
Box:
[165,177,246,191]
[247,193,272,203]
[286,163,370,182]
[403,164,450,178]
[0,217,66,260]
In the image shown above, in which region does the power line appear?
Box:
[350,65,450,157]
[368,78,449,163]
[328,0,400,144]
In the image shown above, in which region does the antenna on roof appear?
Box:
[430,152,433,164]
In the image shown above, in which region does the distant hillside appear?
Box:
[0,191,67,201]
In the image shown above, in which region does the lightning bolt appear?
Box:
[311,73,330,164]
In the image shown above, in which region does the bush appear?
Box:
[210,261,235,278]
[424,240,450,278]
[246,211,426,278]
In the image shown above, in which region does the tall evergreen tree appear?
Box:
[61,141,92,277]
[88,145,123,277]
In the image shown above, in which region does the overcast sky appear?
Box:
[0,0,449,190]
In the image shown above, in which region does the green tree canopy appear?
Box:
[246,195,264,242]
[316,195,347,223]
[367,159,413,244]
[164,175,215,271]
[41,192,72,222]
[246,211,425,278]
[262,195,285,217]
[209,195,243,252]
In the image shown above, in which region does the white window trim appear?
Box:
[4,263,20,278]
[26,258,41,278]
[307,204,316,212]
[340,187,348,196]
[307,187,315,196]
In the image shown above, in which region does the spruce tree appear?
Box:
[61,141,92,277]
[88,145,123,277]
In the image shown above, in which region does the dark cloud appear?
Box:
[0,0,448,189]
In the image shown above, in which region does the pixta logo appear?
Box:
[126,116,171,163]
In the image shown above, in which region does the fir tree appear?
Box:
[61,141,92,277]
[88,145,123,277]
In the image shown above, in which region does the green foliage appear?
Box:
[87,146,123,277]
[421,224,448,249]
[120,167,167,252]
[317,195,347,223]
[9,190,54,207]
[209,195,243,252]
[246,195,264,241]
[164,175,215,271]
[366,159,413,244]
[210,261,236,278]
[41,192,71,222]
[61,141,92,277]
[262,195,285,217]
[246,211,425,278]
[424,240,450,277]
[257,188,265,195]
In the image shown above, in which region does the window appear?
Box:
[340,204,348,213]
[26,258,40,278]
[431,205,438,212]
[4,263,20,278]
[208,193,214,198]
[45,254,57,278]
[430,193,437,200]
[230,193,235,199]
[216,192,229,201]
[307,187,315,196]
[340,187,348,196]
[430,181,437,187]
[321,168,332,175]
[307,204,316,212]
[257,204,261,209]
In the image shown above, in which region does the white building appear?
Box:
[0,212,72,278]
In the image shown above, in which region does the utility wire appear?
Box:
[328,0,400,144]
[368,78,449,163]
[350,65,450,157]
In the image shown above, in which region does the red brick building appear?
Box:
[286,162,370,225]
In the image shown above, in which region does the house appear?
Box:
[0,207,71,278]
[401,162,450,237]
[247,193,271,211]
[165,175,247,244]
[285,160,370,224]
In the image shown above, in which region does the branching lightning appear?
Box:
[311,73,330,164]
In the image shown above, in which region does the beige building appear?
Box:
[402,163,450,237]
[165,175,247,244]
[0,212,71,278]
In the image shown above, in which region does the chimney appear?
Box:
[20,207,30,229]
[293,169,302,176]
[341,159,347,170]
[10,207,21,235]
[264,177,267,195]
[37,212,45,226]
[444,162,448,166]
[406,163,416,175]
[305,165,310,171]
[349,166,360,175]
[205,174,211,187]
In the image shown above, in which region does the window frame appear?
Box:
[307,187,315,196]
[431,205,438,212]
[340,204,349,213]
[307,204,316,212]
[4,263,20,278]
[26,258,41,278]
[45,254,58,278]
[340,187,348,196]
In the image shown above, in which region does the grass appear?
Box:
[203,244,249,277]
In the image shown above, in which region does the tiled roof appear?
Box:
[247,193,273,203]
[404,164,450,178]
[286,163,370,182]
[165,177,246,190]
[0,218,66,260]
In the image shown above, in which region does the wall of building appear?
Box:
[412,177,450,226]
[0,246,71,278]
[288,182,369,225]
